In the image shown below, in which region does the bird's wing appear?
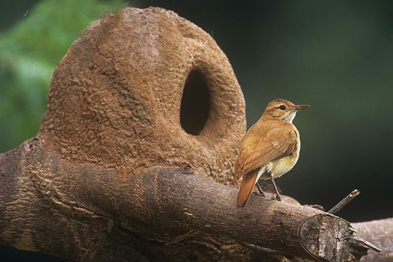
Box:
[235,125,298,178]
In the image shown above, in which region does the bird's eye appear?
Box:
[279,105,286,110]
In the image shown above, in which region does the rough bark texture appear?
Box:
[0,140,387,262]
[0,6,389,262]
[353,219,393,262]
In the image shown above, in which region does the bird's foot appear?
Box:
[256,181,266,197]
[268,173,282,202]
[253,191,266,198]
[273,193,282,202]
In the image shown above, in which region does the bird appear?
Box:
[236,99,310,208]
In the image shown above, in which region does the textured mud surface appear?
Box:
[38,7,246,185]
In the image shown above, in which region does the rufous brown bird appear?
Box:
[236,99,310,208]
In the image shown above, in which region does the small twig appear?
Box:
[328,189,360,214]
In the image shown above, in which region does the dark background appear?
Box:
[1,0,392,261]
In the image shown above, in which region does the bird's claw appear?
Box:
[253,192,266,198]
[273,194,282,202]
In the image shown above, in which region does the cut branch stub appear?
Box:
[300,214,368,261]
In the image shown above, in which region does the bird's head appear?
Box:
[262,99,310,123]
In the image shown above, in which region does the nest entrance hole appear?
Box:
[180,70,211,135]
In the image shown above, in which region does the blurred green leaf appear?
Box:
[0,0,123,152]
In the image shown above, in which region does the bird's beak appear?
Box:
[293,104,310,111]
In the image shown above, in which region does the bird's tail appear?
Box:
[236,169,259,208]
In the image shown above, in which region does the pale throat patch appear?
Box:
[284,112,297,123]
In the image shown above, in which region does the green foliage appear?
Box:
[0,0,123,152]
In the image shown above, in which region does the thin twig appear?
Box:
[328,189,360,214]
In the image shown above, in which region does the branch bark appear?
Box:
[0,139,386,261]
[352,218,393,262]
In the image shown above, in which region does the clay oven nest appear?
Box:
[38,7,246,185]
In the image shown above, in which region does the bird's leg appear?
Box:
[269,173,282,201]
[254,180,266,197]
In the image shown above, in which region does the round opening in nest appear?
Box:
[180,70,211,135]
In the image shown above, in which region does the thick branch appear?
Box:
[1,140,380,261]
[352,218,393,262]
[0,140,385,261]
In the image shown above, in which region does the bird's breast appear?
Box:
[269,152,299,178]
[261,137,300,180]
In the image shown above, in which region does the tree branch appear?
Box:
[352,218,393,262]
[0,140,384,261]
